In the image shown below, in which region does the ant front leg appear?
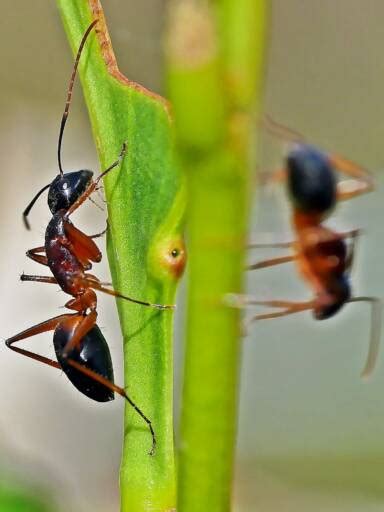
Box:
[329,154,374,201]
[95,142,127,183]
[65,142,127,218]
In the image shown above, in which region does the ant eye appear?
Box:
[171,248,179,258]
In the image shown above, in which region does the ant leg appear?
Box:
[61,310,97,357]
[250,299,313,317]
[87,280,175,310]
[88,196,104,212]
[85,274,112,286]
[20,274,57,284]
[226,295,314,324]
[258,167,286,188]
[65,142,127,218]
[228,296,312,309]
[90,222,108,239]
[5,314,74,369]
[5,315,156,453]
[337,180,374,201]
[348,297,382,378]
[343,229,361,270]
[248,240,294,249]
[329,154,374,200]
[95,142,127,183]
[26,246,48,266]
[65,359,156,455]
[247,254,295,271]
[64,182,97,218]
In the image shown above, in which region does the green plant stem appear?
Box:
[166,1,268,511]
[56,2,185,511]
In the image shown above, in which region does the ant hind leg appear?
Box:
[5,313,74,369]
[66,359,156,455]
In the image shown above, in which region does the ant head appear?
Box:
[313,275,351,320]
[287,144,336,214]
[48,170,94,213]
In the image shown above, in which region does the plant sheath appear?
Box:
[166,1,268,511]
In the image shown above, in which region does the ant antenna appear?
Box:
[348,296,382,378]
[261,115,306,144]
[57,19,99,175]
[23,183,51,230]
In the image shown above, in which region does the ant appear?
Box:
[5,19,173,456]
[229,116,381,377]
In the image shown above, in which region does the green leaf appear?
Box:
[56,1,185,511]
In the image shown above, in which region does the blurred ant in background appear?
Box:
[5,19,173,455]
[229,116,381,377]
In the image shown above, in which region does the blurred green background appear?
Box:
[1,1,384,510]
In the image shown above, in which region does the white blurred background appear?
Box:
[1,1,384,511]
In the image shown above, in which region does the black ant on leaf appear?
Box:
[6,19,173,456]
[229,116,382,378]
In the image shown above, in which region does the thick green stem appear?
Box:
[166,1,267,511]
[56,2,185,511]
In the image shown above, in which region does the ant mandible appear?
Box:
[230,116,381,377]
[5,19,173,455]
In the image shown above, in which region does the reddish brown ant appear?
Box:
[229,116,381,377]
[5,19,173,455]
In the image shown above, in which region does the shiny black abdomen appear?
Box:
[54,323,114,402]
[287,144,336,214]
[45,212,85,296]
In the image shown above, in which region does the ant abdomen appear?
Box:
[312,276,351,320]
[54,322,114,402]
[48,170,94,213]
[287,144,336,214]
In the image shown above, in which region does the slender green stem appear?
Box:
[56,2,185,510]
[166,1,268,510]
